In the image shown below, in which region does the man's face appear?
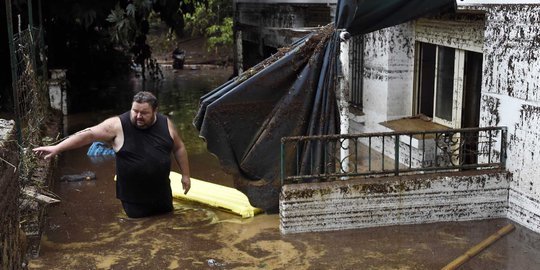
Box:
[130,102,156,129]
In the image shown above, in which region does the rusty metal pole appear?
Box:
[5,0,23,145]
[501,127,507,169]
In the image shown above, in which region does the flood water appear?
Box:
[29,68,540,270]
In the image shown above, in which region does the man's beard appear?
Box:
[131,116,153,129]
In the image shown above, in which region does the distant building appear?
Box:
[232,0,337,73]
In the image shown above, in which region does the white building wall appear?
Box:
[357,15,485,135]
[281,171,510,234]
[360,24,415,133]
[415,17,484,53]
[480,5,540,233]
[48,69,68,116]
[387,24,415,121]
[345,5,540,233]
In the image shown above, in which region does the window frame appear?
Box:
[414,42,466,129]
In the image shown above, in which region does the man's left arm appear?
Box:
[168,118,191,194]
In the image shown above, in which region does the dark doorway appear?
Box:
[417,42,436,118]
[461,51,483,165]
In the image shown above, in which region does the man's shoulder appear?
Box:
[101,115,122,130]
[157,113,172,122]
[106,114,123,122]
[115,111,131,123]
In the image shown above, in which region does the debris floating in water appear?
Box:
[207,258,226,267]
[60,171,96,182]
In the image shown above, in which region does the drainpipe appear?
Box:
[338,30,351,179]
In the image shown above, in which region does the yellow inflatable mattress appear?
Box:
[169,171,263,218]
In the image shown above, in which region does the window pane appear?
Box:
[435,47,455,121]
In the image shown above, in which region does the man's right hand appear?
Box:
[181,175,191,195]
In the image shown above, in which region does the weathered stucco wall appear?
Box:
[415,15,484,53]
[0,119,24,269]
[481,5,540,233]
[280,170,510,234]
[359,24,415,133]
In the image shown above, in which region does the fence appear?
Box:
[5,0,54,259]
[280,126,507,185]
[13,26,49,147]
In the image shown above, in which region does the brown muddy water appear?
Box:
[30,68,540,270]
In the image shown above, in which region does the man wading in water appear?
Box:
[33,91,191,218]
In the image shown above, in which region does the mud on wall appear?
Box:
[280,171,510,234]
[356,13,485,135]
[359,23,415,133]
[0,120,24,270]
[481,5,540,233]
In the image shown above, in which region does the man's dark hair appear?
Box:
[133,91,158,110]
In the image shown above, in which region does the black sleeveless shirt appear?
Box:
[116,111,173,203]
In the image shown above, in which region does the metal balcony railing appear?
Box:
[280,126,507,185]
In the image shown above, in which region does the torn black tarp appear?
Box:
[194,25,339,212]
[336,0,457,36]
[194,0,456,212]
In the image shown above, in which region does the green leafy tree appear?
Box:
[184,2,210,37]
[37,0,231,78]
[105,0,232,51]
[206,17,233,53]
[184,0,233,52]
[106,0,155,49]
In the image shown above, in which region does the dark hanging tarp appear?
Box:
[336,0,456,36]
[194,25,339,212]
[194,0,456,212]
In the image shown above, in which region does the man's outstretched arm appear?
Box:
[33,117,120,160]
